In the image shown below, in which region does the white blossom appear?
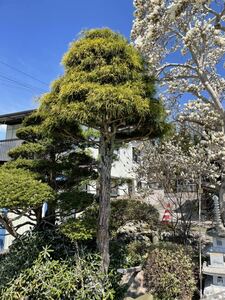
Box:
[132,0,225,116]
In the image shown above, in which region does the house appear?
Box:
[0,110,33,163]
[0,109,139,250]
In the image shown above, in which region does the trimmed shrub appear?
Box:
[110,199,159,235]
[61,199,159,241]
[144,247,196,300]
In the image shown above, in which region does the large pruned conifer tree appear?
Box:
[38,29,170,272]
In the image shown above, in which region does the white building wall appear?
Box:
[111,144,135,179]
[4,213,33,250]
[89,142,138,197]
[210,253,225,268]
[5,124,21,140]
[90,142,136,180]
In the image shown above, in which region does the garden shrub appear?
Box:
[144,247,196,300]
[62,199,159,241]
[110,199,159,234]
[0,229,77,290]
[1,247,115,300]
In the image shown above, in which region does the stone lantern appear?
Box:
[203,196,225,298]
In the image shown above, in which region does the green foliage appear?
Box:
[110,239,150,272]
[0,167,55,208]
[2,103,96,232]
[58,190,95,213]
[125,240,149,266]
[37,28,169,272]
[61,199,159,242]
[1,247,115,300]
[0,230,128,300]
[0,230,77,289]
[59,203,98,241]
[110,199,159,234]
[60,218,95,241]
[40,28,170,142]
[144,247,196,300]
[8,142,47,159]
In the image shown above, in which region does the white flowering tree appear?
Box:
[132,0,225,115]
[132,0,225,213]
[137,135,217,238]
[137,99,225,236]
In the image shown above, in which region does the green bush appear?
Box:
[0,229,77,289]
[110,199,159,235]
[144,247,196,300]
[61,199,159,241]
[0,230,127,299]
[1,247,115,300]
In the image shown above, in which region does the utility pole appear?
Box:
[198,175,203,299]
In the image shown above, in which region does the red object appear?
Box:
[162,203,172,224]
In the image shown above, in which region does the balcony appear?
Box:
[203,261,225,276]
[0,139,23,162]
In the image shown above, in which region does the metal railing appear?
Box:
[0,139,23,162]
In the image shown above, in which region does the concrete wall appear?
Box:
[5,124,21,140]
[4,213,33,250]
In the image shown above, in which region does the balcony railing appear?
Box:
[0,139,23,162]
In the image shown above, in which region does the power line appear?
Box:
[0,73,47,93]
[0,81,40,93]
[0,59,49,86]
[0,74,45,92]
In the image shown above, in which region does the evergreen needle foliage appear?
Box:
[0,167,55,209]
[38,28,170,272]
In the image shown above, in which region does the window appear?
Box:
[217,239,223,247]
[110,185,118,197]
[137,181,142,190]
[217,277,223,284]
[132,147,140,163]
[176,179,196,192]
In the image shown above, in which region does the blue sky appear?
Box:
[0,0,134,115]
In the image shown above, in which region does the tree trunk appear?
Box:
[44,153,57,227]
[44,203,56,227]
[34,207,42,227]
[97,134,114,274]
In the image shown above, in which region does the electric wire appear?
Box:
[0,80,42,93]
[0,73,47,93]
[0,60,49,86]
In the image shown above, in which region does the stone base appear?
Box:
[124,294,153,300]
[118,266,147,298]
